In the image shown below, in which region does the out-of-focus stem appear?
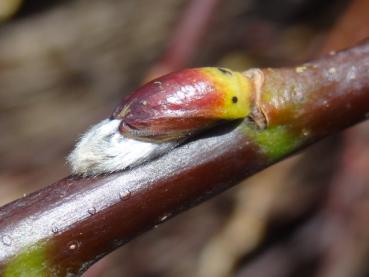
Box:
[0,0,22,21]
[1,40,369,276]
[145,0,222,80]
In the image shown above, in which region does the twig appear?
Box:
[145,0,222,80]
[1,39,369,276]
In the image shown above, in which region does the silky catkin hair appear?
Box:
[67,119,177,176]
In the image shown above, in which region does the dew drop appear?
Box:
[322,100,329,107]
[328,67,336,74]
[159,214,170,222]
[295,66,307,73]
[67,240,80,251]
[2,235,12,246]
[347,67,357,80]
[88,207,97,215]
[302,129,310,137]
[51,224,59,234]
[119,189,132,200]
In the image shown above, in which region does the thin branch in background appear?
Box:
[0,0,22,22]
[145,0,222,81]
[1,39,369,276]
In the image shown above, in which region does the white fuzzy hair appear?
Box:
[67,119,177,176]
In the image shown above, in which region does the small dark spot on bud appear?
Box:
[232,96,238,103]
[218,67,232,75]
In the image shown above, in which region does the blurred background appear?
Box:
[1,0,369,276]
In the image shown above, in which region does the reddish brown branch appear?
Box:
[1,39,369,276]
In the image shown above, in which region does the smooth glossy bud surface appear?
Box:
[112,67,252,140]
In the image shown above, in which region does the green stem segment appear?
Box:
[1,40,369,276]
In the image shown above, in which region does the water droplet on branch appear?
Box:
[119,189,132,200]
[2,235,12,246]
[88,207,97,215]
